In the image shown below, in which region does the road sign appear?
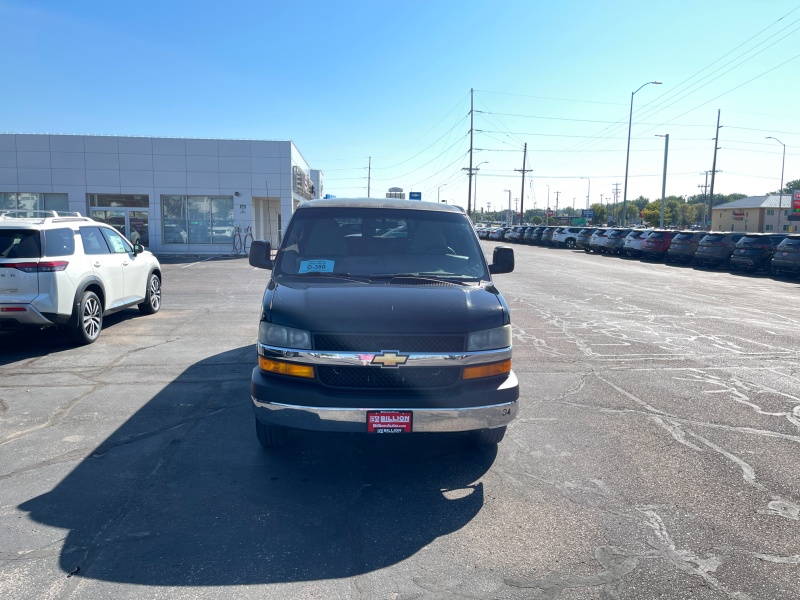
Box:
[582,209,594,218]
[572,218,586,226]
[409,192,422,200]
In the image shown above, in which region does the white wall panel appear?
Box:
[83,136,119,153]
[220,172,251,188]
[0,135,16,151]
[17,168,52,185]
[86,169,120,186]
[186,139,218,156]
[219,140,250,157]
[85,153,120,170]
[153,154,186,171]
[52,169,87,185]
[154,171,186,187]
[187,172,220,188]
[0,152,16,168]
[120,170,154,187]
[118,137,153,155]
[251,157,281,173]
[251,141,281,157]
[50,152,85,169]
[219,156,251,173]
[16,135,50,152]
[17,152,51,169]
[120,153,153,171]
[50,135,84,153]
[186,155,218,172]
[0,168,19,185]
[152,138,185,155]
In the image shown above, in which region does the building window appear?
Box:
[766,209,774,216]
[766,224,773,231]
[161,195,234,244]
[88,194,149,208]
[1,192,69,214]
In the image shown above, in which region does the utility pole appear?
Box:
[466,88,474,217]
[514,143,531,224]
[612,183,621,224]
[367,156,371,197]
[554,191,560,224]
[514,198,519,222]
[656,134,669,228]
[708,110,721,230]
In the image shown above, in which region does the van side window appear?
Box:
[43,227,75,257]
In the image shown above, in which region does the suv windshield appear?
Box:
[275,207,489,280]
[701,234,725,242]
[738,236,769,245]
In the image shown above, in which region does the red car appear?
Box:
[641,230,676,261]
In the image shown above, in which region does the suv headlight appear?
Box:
[259,322,312,350]
[467,325,512,351]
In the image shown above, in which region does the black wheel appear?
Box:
[255,420,289,448]
[138,273,162,315]
[68,290,103,345]
[565,238,576,249]
[472,426,506,445]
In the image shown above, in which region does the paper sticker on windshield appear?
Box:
[299,259,335,273]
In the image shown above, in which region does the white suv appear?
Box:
[0,211,162,345]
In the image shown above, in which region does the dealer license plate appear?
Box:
[367,411,412,433]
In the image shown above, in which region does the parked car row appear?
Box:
[476,224,800,279]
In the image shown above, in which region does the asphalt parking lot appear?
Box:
[1,247,799,599]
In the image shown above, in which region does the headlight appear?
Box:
[259,322,312,349]
[467,325,512,351]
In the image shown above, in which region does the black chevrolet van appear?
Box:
[248,198,518,448]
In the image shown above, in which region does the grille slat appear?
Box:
[317,366,460,389]
[314,334,465,353]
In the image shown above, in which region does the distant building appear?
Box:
[0,133,321,254]
[712,195,796,233]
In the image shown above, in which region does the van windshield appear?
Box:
[274,207,489,280]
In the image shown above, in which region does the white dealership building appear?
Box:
[0,133,322,254]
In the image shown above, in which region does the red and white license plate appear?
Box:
[367,411,412,433]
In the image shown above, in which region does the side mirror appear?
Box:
[248,240,273,270]
[133,243,144,255]
[489,245,514,274]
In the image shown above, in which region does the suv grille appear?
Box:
[314,334,465,352]
[317,365,460,389]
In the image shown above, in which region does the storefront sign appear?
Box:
[791,189,800,221]
[732,210,744,221]
[293,166,315,200]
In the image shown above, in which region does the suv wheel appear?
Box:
[255,420,289,448]
[138,273,162,315]
[565,238,576,249]
[69,291,103,345]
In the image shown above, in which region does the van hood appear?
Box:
[264,280,507,334]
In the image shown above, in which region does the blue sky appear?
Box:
[3,0,799,214]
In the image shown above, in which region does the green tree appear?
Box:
[776,179,800,194]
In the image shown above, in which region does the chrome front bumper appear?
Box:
[251,395,518,433]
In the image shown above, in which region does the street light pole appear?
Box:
[473,161,488,220]
[623,80,662,226]
[438,183,447,203]
[503,189,512,226]
[766,136,786,232]
[656,134,669,228]
[580,177,591,211]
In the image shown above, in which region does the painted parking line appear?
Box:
[179,257,215,269]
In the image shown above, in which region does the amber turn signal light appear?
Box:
[259,356,315,379]
[462,359,511,380]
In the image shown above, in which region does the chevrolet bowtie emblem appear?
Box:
[371,351,409,368]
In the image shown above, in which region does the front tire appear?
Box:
[138,273,162,315]
[255,420,289,448]
[473,426,507,445]
[69,290,103,345]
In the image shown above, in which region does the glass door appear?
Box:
[91,209,150,247]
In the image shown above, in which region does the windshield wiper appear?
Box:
[374,273,475,284]
[283,272,370,283]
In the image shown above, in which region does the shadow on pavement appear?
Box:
[19,345,496,586]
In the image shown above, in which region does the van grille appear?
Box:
[317,366,460,389]
[313,334,465,353]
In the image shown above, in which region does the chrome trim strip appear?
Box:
[251,397,518,432]
[257,344,512,367]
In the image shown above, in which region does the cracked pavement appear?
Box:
[0,248,798,599]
